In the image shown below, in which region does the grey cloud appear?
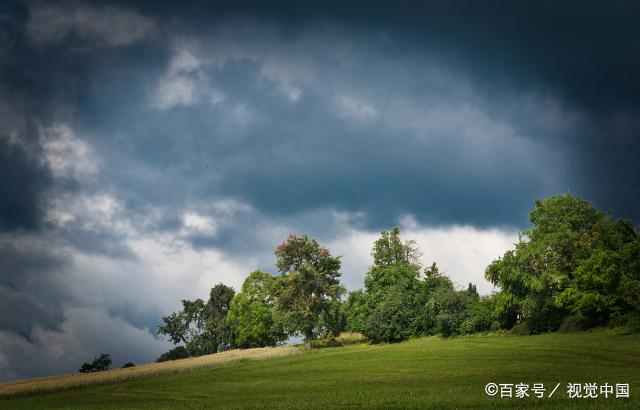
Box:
[0,235,71,338]
[0,307,169,381]
[27,1,154,47]
[0,138,51,231]
[2,1,639,382]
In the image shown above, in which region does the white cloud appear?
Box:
[27,2,154,47]
[328,222,517,295]
[46,192,131,236]
[334,95,378,121]
[153,75,198,109]
[182,212,217,235]
[40,124,98,180]
[168,49,205,73]
[153,46,226,110]
[260,59,313,102]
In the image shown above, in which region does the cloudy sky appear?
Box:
[1,0,639,381]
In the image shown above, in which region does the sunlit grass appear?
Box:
[0,329,638,409]
[0,346,298,397]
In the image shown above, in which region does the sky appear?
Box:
[1,0,639,381]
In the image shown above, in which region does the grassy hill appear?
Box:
[1,329,638,409]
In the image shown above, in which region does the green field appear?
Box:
[1,329,639,409]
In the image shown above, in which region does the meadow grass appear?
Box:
[0,346,298,398]
[0,329,638,409]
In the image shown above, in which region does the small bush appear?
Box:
[121,362,135,368]
[156,346,189,362]
[79,353,112,373]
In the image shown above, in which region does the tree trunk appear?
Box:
[305,328,313,351]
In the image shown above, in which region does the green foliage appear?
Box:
[344,290,368,333]
[361,228,423,342]
[317,294,347,337]
[275,234,342,350]
[485,193,640,333]
[156,346,189,362]
[427,288,472,337]
[365,286,416,343]
[121,362,135,368]
[365,227,421,294]
[157,283,235,356]
[78,353,112,373]
[355,227,494,341]
[227,270,288,348]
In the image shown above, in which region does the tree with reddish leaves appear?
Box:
[275,234,342,350]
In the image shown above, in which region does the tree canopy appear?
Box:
[157,283,235,356]
[227,270,288,348]
[275,234,343,350]
[156,194,638,357]
[486,194,640,332]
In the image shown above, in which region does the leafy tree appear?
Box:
[317,292,347,337]
[275,234,342,350]
[414,271,455,335]
[227,270,288,348]
[365,227,421,294]
[157,283,235,356]
[204,284,236,352]
[156,346,189,362]
[486,194,640,332]
[79,353,112,373]
[344,290,368,333]
[365,286,415,343]
[361,227,422,341]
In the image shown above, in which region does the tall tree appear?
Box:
[157,283,235,356]
[227,270,288,348]
[365,227,421,293]
[362,227,423,342]
[275,234,342,350]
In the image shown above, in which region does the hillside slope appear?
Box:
[1,330,639,409]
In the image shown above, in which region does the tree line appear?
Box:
[155,194,640,361]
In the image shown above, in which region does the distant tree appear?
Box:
[121,362,135,368]
[466,283,479,299]
[157,283,235,356]
[365,227,421,294]
[156,346,189,362]
[424,262,441,278]
[79,353,112,373]
[227,270,288,348]
[275,234,342,350]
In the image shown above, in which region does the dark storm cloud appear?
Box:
[123,0,640,223]
[0,139,51,231]
[1,0,639,382]
[0,238,69,336]
[5,0,639,229]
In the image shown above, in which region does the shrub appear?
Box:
[78,353,112,373]
[156,346,189,362]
